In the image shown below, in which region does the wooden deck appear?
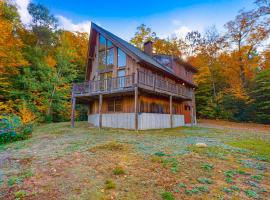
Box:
[72,72,193,99]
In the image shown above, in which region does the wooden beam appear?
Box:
[71,97,76,128]
[170,95,173,128]
[134,63,139,131]
[191,90,197,125]
[134,87,138,131]
[99,94,103,129]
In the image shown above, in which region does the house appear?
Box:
[71,22,197,130]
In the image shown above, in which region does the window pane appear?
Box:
[99,35,106,50]
[118,48,126,68]
[98,50,106,70]
[107,40,113,48]
[117,69,125,88]
[115,100,122,112]
[117,69,125,77]
[106,48,114,69]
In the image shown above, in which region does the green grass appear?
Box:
[105,180,116,189]
[113,166,125,175]
[1,121,270,199]
[161,191,175,200]
[228,139,270,160]
[197,177,213,184]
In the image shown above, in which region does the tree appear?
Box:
[225,10,269,89]
[130,24,156,49]
[27,3,58,48]
[0,1,28,115]
[251,69,270,124]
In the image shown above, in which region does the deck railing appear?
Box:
[72,72,193,99]
[72,75,134,96]
[138,71,193,99]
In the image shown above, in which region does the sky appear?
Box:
[14,0,256,41]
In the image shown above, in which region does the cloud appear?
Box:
[13,0,91,33]
[174,26,191,39]
[57,15,91,33]
[14,0,32,25]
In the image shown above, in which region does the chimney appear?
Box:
[143,41,153,56]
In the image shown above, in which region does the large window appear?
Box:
[117,48,126,68]
[98,34,114,70]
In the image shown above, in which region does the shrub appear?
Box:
[0,115,33,144]
[202,163,214,171]
[105,180,115,189]
[245,189,258,198]
[161,191,175,200]
[15,190,27,198]
[113,166,125,175]
[197,177,213,184]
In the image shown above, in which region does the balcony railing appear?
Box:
[138,71,193,99]
[72,75,134,96]
[72,72,193,99]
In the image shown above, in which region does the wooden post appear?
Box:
[192,89,197,125]
[134,87,138,131]
[134,63,139,131]
[170,95,173,128]
[99,94,103,129]
[71,97,76,128]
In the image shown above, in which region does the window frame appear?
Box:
[98,33,115,71]
[117,48,127,68]
[107,99,123,112]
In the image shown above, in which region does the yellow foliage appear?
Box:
[0,100,15,114]
[18,104,36,124]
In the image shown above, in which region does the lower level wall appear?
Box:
[88,113,185,130]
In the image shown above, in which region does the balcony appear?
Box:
[72,72,193,99]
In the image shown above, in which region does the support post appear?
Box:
[192,89,197,125]
[134,63,139,131]
[99,94,103,129]
[170,95,173,128]
[134,87,138,131]
[71,97,76,128]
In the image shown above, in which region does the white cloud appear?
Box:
[57,15,91,33]
[13,0,91,33]
[14,0,32,25]
[174,26,191,39]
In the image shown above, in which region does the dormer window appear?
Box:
[98,34,114,70]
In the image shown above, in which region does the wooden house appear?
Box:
[71,22,197,130]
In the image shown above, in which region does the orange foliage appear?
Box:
[44,55,57,68]
[0,2,28,71]
[18,103,36,124]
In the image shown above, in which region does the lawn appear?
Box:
[0,121,270,200]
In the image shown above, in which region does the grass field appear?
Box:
[0,121,270,200]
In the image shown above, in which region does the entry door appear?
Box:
[117,69,126,88]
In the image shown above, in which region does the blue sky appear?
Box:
[16,0,255,40]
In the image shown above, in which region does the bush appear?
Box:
[0,115,33,144]
[161,191,175,200]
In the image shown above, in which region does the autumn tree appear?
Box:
[225,10,269,90]
[0,1,28,114]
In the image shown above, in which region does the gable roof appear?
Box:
[90,22,197,87]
